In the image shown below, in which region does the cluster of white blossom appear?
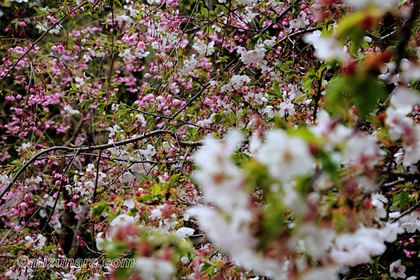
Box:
[180,55,198,75]
[63,105,80,115]
[254,130,314,182]
[221,74,251,92]
[304,31,350,62]
[189,130,291,279]
[189,110,419,278]
[386,87,420,166]
[25,234,47,250]
[389,259,417,279]
[289,11,310,30]
[69,163,106,198]
[192,38,215,57]
[330,224,403,266]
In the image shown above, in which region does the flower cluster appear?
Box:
[1,0,420,279]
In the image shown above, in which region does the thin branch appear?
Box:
[121,102,214,130]
[42,148,82,233]
[390,200,420,223]
[382,170,420,180]
[170,82,212,119]
[312,67,324,123]
[259,4,294,35]
[64,115,86,146]
[0,1,90,83]
[70,205,88,259]
[0,130,203,204]
[106,0,117,94]
[92,150,103,204]
[43,152,182,165]
[394,0,420,73]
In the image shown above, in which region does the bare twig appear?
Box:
[259,4,293,35]
[170,82,212,119]
[312,67,324,123]
[106,0,117,95]
[70,205,88,259]
[64,115,86,146]
[0,130,203,204]
[42,148,82,233]
[92,150,103,204]
[394,0,420,73]
[390,200,420,223]
[0,1,90,83]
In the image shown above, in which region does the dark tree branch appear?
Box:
[70,205,88,259]
[170,82,212,119]
[0,1,93,83]
[42,148,82,233]
[312,68,324,123]
[394,0,420,73]
[92,150,103,204]
[64,115,86,147]
[0,130,203,204]
[390,200,420,223]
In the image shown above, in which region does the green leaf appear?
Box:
[207,25,214,35]
[394,191,409,211]
[398,0,408,6]
[295,176,312,195]
[326,75,387,119]
[258,198,287,251]
[44,245,57,252]
[353,76,387,118]
[152,183,161,196]
[318,64,329,78]
[142,194,153,201]
[201,6,208,16]
[200,262,214,275]
[232,94,242,104]
[335,11,377,56]
[167,173,181,191]
[287,128,317,143]
[303,68,317,93]
[213,113,222,124]
[200,262,211,273]
[326,76,351,116]
[336,11,368,42]
[296,94,307,103]
[303,78,315,94]
[317,150,338,181]
[273,81,281,97]
[92,203,108,219]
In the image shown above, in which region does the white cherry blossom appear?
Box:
[255,130,315,182]
[390,260,406,279]
[304,31,349,62]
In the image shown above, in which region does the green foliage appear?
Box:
[327,74,387,118]
[92,203,108,220]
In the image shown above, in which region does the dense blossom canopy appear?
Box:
[1,0,420,279]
